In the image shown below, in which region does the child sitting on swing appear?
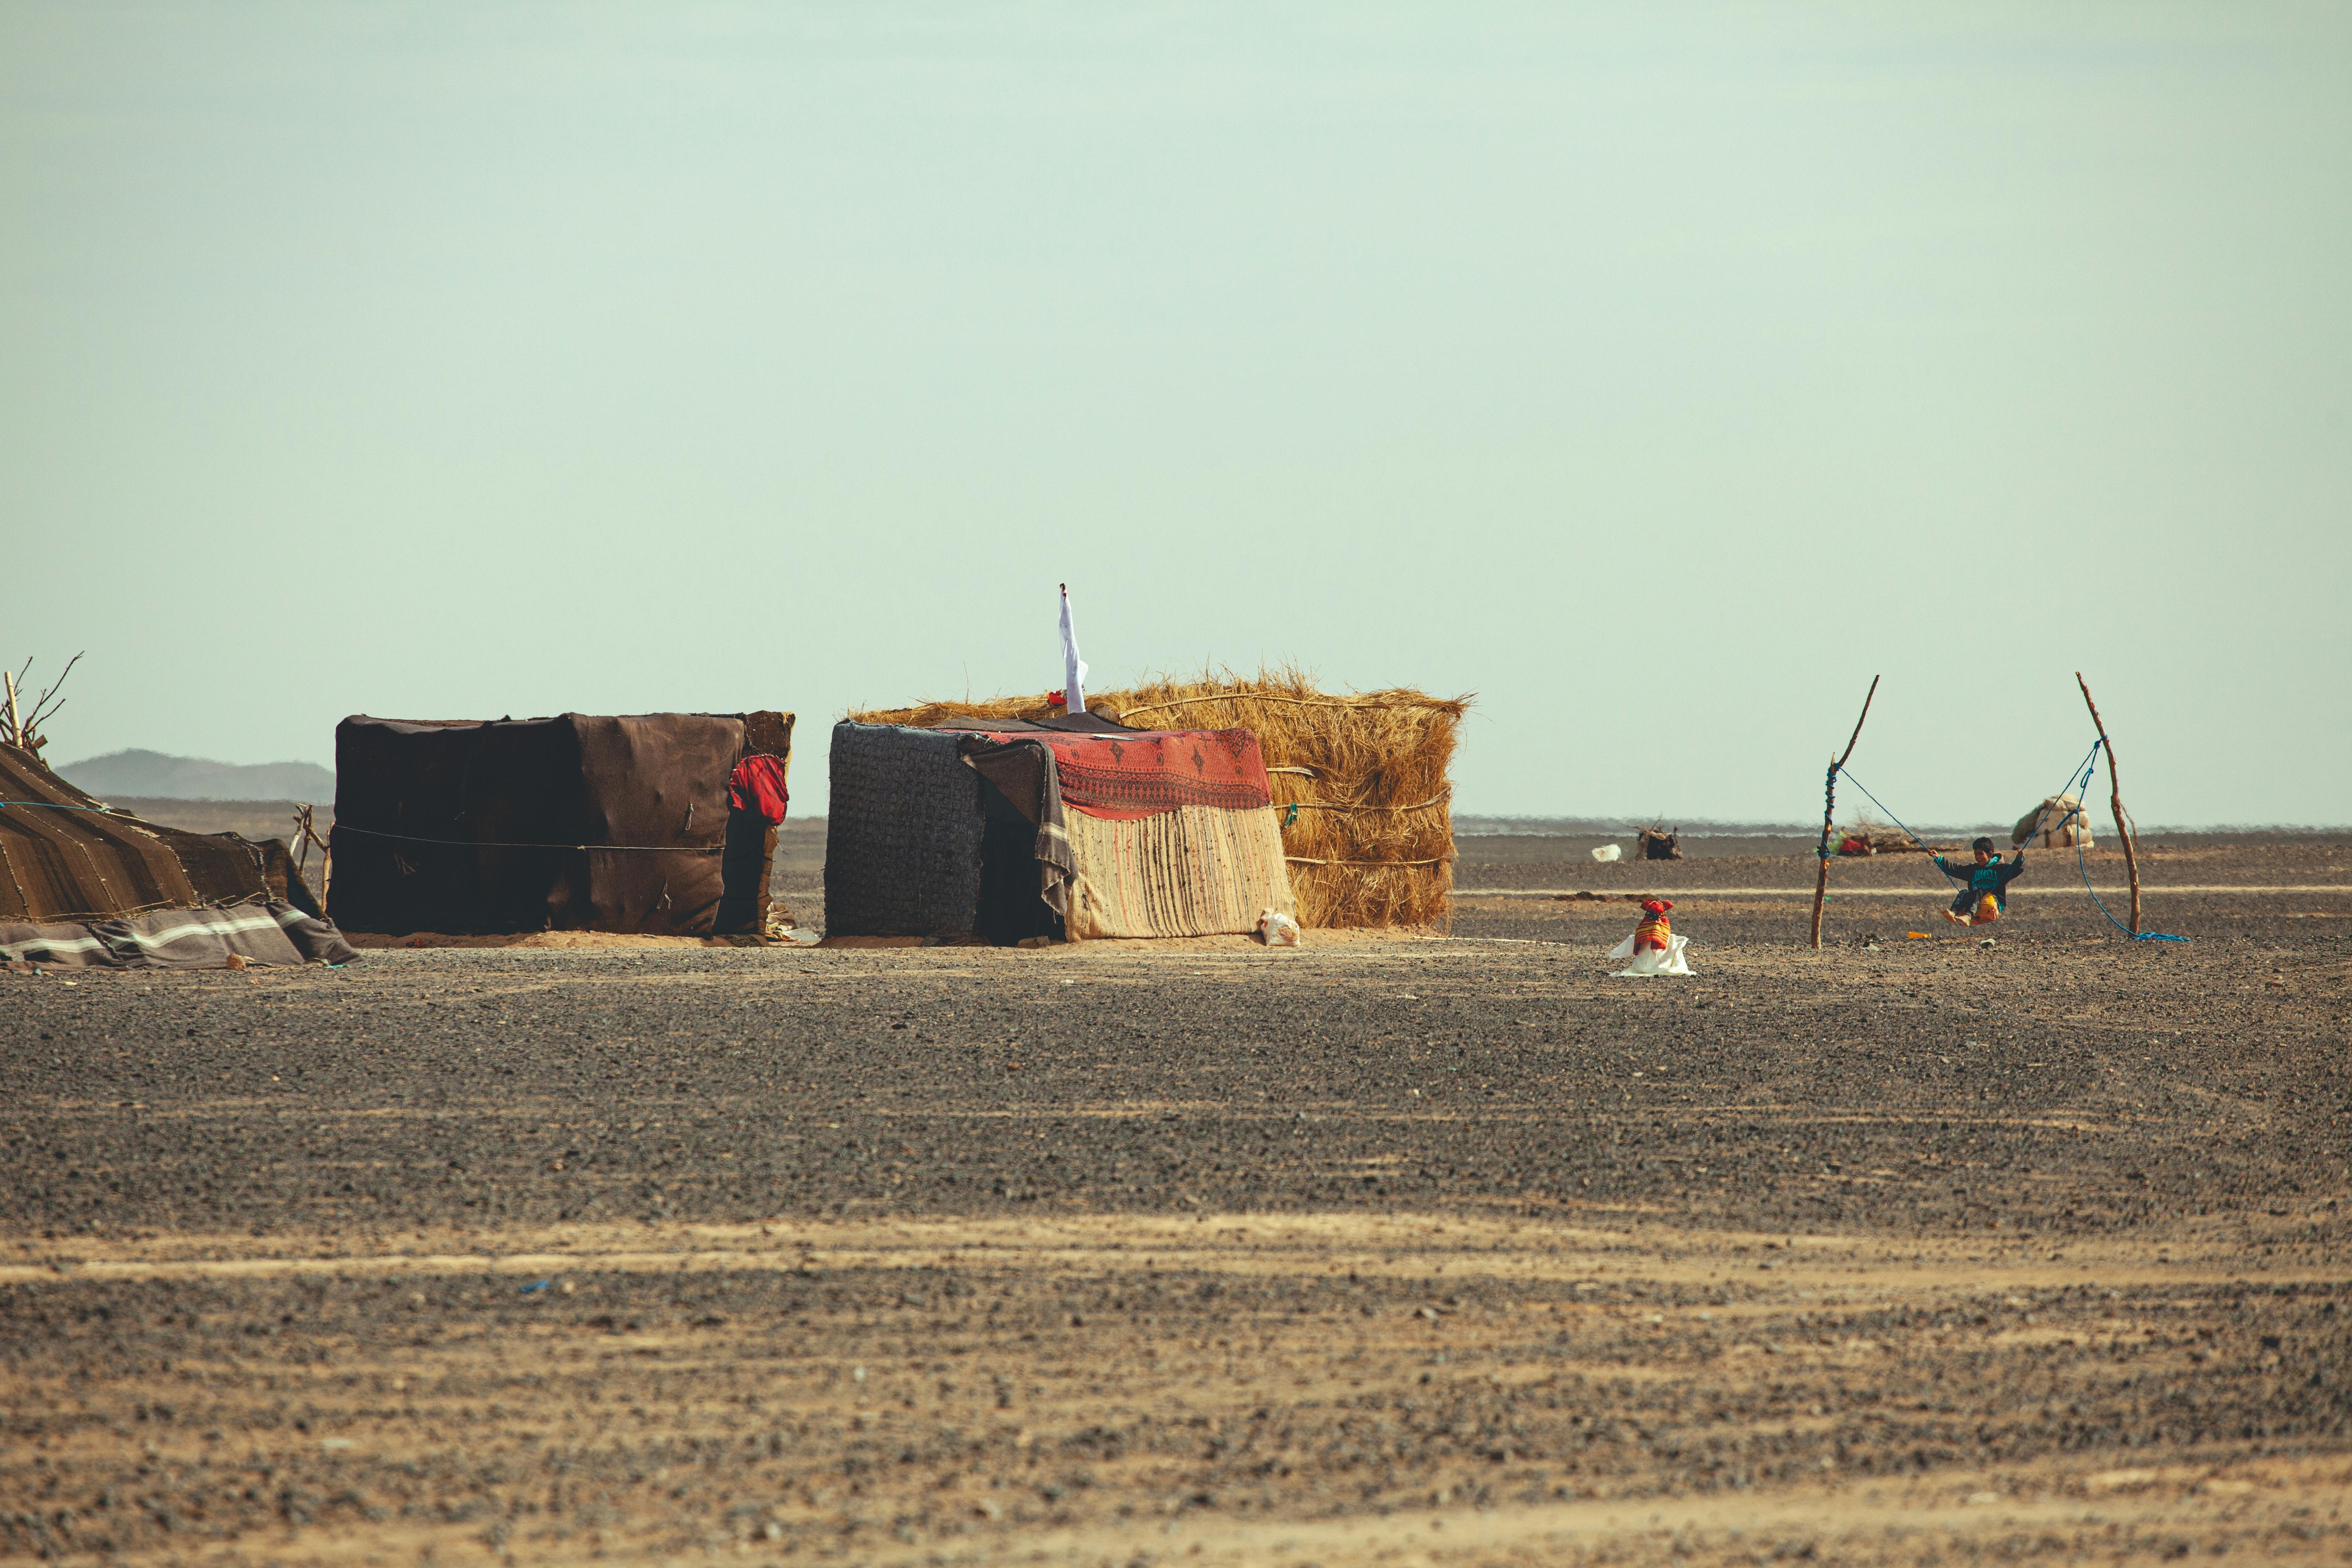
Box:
[1935,836,2026,926]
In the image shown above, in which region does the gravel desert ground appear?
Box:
[3,838,2347,1565]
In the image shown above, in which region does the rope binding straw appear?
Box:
[1276,791,1450,815]
[1116,690,1462,721]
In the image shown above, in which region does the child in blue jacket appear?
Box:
[1935,836,2027,926]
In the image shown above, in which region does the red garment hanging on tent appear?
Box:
[728,755,789,824]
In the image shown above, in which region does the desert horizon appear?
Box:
[8,5,2347,1562]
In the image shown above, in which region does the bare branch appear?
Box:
[28,651,80,713]
[25,652,82,731]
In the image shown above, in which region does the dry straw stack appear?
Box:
[851,669,1469,928]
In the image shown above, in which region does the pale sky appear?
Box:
[5,3,2346,824]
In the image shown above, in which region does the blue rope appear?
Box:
[0,799,116,814]
[2071,789,2190,942]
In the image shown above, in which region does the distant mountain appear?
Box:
[54,749,335,803]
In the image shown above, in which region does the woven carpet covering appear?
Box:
[823,724,985,938]
[1060,803,1295,939]
[944,728,1271,820]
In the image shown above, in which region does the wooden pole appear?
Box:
[2,671,18,747]
[2076,672,2140,935]
[1810,674,1880,949]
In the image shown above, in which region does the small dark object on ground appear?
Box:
[1637,828,1682,861]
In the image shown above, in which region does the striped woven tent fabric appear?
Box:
[0,900,359,970]
[0,742,268,921]
[1060,802,1293,939]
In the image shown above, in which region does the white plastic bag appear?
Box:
[1607,931,1693,976]
[1257,909,1302,946]
[1590,843,1622,864]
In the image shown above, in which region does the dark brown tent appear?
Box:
[0,743,271,921]
[328,711,793,936]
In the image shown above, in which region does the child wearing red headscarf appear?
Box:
[1609,896,1693,975]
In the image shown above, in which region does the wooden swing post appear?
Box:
[2075,672,2140,935]
[1810,674,1880,950]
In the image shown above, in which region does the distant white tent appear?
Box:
[2014,793,2094,850]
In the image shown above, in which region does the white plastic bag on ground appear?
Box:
[1257,909,1302,946]
[1591,843,1622,863]
[1607,931,1694,976]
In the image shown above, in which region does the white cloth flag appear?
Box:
[1059,583,1088,717]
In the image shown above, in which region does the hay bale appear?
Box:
[850,668,1468,928]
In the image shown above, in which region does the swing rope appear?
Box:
[1822,765,1968,885]
[2068,778,2190,942]
[1832,741,2188,943]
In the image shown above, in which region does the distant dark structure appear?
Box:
[1637,827,1683,861]
[329,711,793,936]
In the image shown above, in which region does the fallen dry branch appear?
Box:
[1834,828,1956,856]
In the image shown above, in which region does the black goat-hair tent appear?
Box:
[330,710,794,936]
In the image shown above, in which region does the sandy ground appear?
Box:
[2,842,2347,1564]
